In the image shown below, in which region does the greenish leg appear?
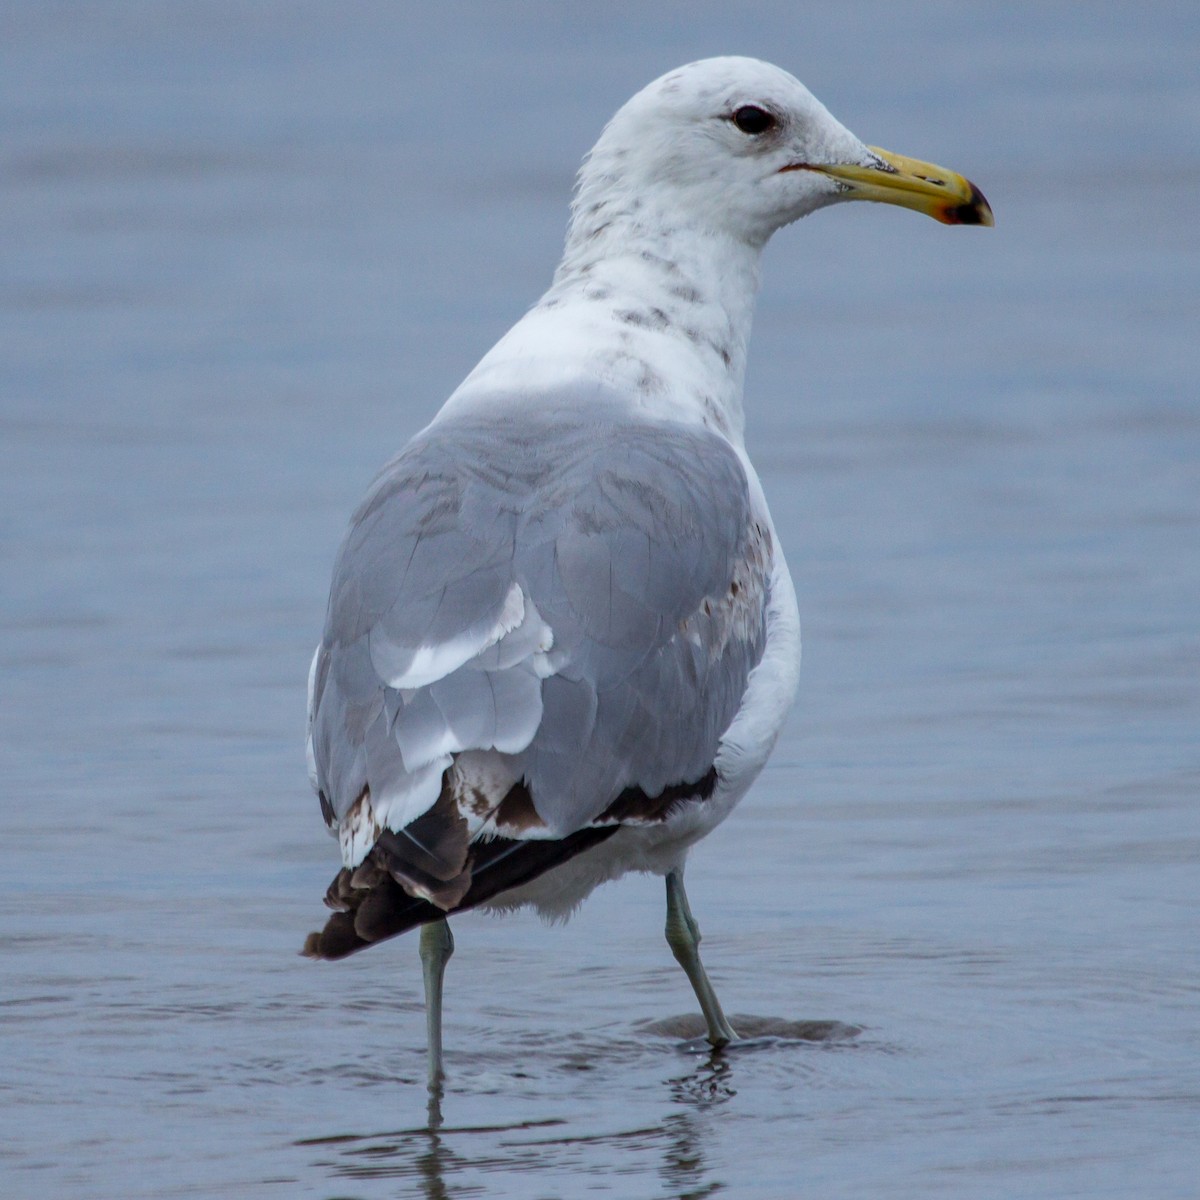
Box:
[665,868,738,1048]
[419,918,454,1089]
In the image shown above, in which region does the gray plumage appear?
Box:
[308,394,768,875]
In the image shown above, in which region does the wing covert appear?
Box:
[307,401,770,896]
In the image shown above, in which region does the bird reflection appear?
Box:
[669,1047,738,1107]
[299,1047,759,1199]
[412,1119,453,1200]
[661,1053,736,1198]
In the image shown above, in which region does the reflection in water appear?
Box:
[297,1115,565,1191]
[661,1113,724,1200]
[668,1049,738,1109]
[296,1030,853,1199]
[662,1055,737,1199]
[413,1123,452,1200]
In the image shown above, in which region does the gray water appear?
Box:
[3,3,1198,1197]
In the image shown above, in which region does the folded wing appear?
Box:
[305,399,770,956]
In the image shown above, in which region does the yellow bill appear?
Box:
[818,146,994,226]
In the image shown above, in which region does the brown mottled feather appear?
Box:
[303,823,618,960]
[596,766,718,823]
[302,767,720,960]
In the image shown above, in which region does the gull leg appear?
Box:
[419,918,454,1090]
[665,868,738,1048]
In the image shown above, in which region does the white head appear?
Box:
[571,56,991,249]
[452,58,989,434]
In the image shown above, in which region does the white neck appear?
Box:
[444,192,764,445]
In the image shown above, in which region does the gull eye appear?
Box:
[731,105,776,135]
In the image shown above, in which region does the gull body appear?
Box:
[303,57,991,1085]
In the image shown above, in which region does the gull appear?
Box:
[303,56,992,1085]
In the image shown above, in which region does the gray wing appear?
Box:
[306,400,769,935]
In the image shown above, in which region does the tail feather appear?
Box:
[302,824,617,960]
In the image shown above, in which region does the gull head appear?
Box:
[574,56,993,248]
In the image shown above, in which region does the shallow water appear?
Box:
[2,3,1198,1198]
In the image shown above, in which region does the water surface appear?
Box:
[2,4,1198,1197]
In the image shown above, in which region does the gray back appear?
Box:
[309,396,769,838]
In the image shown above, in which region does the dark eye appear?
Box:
[731,105,776,135]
